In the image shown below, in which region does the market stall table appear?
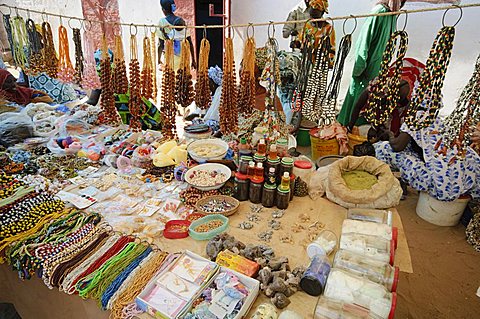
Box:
[0,195,411,319]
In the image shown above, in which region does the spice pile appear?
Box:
[194,220,224,233]
[187,169,227,187]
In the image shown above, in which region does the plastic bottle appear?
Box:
[307,230,337,258]
[238,137,252,156]
[314,296,384,319]
[300,254,331,296]
[280,172,290,191]
[255,162,265,180]
[247,161,256,179]
[257,139,267,155]
[333,249,399,292]
[324,268,397,319]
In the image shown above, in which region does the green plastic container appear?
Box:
[297,128,311,147]
[188,214,229,240]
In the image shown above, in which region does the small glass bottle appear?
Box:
[280,172,290,191]
[268,144,278,160]
[249,177,264,204]
[255,162,264,180]
[266,167,277,185]
[276,186,290,209]
[247,161,256,179]
[238,137,252,156]
[262,184,276,208]
[234,172,249,201]
[257,139,267,155]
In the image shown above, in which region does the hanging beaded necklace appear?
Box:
[150,31,158,100]
[128,32,144,132]
[25,19,43,75]
[291,29,314,113]
[436,54,480,159]
[302,34,331,123]
[404,26,456,130]
[3,15,15,66]
[219,37,238,136]
[141,35,154,100]
[57,25,76,83]
[41,21,59,78]
[112,35,128,94]
[99,37,121,125]
[319,32,352,126]
[195,36,212,111]
[72,28,85,86]
[362,30,409,128]
[160,40,177,139]
[81,31,101,90]
[11,15,29,70]
[237,34,256,115]
[175,39,195,110]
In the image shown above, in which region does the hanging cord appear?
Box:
[195,36,212,110]
[302,34,331,123]
[3,15,15,65]
[112,35,128,94]
[404,26,456,130]
[99,36,121,125]
[11,15,29,70]
[219,37,238,136]
[291,25,313,113]
[175,39,195,110]
[141,36,154,100]
[128,32,144,132]
[81,31,101,90]
[57,25,75,83]
[361,30,409,128]
[150,31,157,100]
[72,28,84,85]
[319,33,352,126]
[437,54,480,159]
[237,34,256,115]
[160,39,177,139]
[25,18,43,74]
[41,21,58,78]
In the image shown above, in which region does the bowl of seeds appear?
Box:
[188,214,229,240]
[185,163,231,191]
[195,195,240,217]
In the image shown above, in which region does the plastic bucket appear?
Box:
[416,192,470,226]
[297,128,311,147]
[310,128,339,161]
[347,133,368,155]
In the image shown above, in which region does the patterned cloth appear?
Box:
[28,72,77,104]
[375,118,480,201]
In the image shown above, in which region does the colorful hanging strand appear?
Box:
[81,32,101,90]
[11,16,29,70]
[362,30,408,128]
[150,32,158,100]
[219,37,238,135]
[41,22,59,78]
[319,33,352,126]
[25,19,43,75]
[141,36,154,100]
[160,40,177,139]
[195,37,211,110]
[405,26,456,130]
[302,35,331,123]
[3,15,15,66]
[128,34,144,131]
[237,36,256,115]
[57,25,75,83]
[437,54,480,158]
[291,34,313,113]
[175,39,195,110]
[112,35,128,94]
[99,37,121,125]
[72,28,85,85]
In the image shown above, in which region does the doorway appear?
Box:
[194,0,225,69]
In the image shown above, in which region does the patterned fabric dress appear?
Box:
[375,117,480,201]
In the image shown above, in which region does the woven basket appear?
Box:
[195,195,240,217]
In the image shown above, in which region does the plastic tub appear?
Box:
[416,192,470,226]
[347,133,368,155]
[188,214,229,240]
[164,220,191,239]
[310,128,340,161]
[297,128,312,147]
[307,230,338,258]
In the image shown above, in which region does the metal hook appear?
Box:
[116,22,122,36]
[14,6,19,17]
[203,24,207,39]
[396,10,408,32]
[59,15,63,26]
[26,9,30,20]
[343,15,357,36]
[267,21,275,39]
[67,18,76,29]
[83,19,92,32]
[144,24,149,37]
[246,23,254,38]
[442,5,463,27]
[149,25,156,34]
[41,11,47,22]
[129,23,137,36]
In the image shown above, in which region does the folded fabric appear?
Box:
[29,72,77,104]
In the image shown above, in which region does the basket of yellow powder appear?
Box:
[342,170,378,190]
[189,214,229,240]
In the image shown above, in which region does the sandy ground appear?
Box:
[395,190,480,319]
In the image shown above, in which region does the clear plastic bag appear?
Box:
[0,113,34,147]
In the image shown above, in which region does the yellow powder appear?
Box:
[342,170,378,190]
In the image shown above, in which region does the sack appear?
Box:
[326,156,402,209]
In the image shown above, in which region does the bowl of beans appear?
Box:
[185,163,231,191]
[188,214,229,240]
